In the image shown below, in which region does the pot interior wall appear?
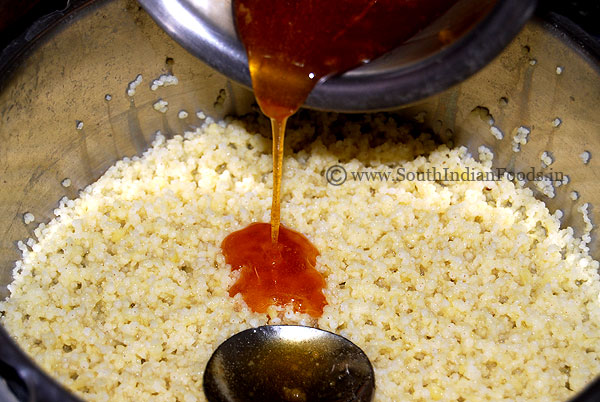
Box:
[1,0,599,304]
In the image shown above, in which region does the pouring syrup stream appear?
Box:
[223,0,458,317]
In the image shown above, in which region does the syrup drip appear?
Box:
[222,0,457,317]
[222,223,326,317]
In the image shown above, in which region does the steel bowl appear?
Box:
[137,0,537,111]
[0,0,599,400]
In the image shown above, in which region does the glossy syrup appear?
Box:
[222,223,326,317]
[223,0,457,318]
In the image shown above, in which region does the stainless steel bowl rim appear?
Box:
[0,1,599,402]
[138,0,537,111]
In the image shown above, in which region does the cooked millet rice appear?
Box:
[126,74,143,97]
[489,125,504,140]
[1,114,600,402]
[153,99,169,113]
[22,212,35,225]
[541,151,554,168]
[580,151,591,165]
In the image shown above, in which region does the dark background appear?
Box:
[0,0,66,50]
[0,0,599,58]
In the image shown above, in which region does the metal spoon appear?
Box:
[203,325,375,402]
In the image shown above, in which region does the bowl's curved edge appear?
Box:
[307,0,539,111]
[1,1,600,401]
[137,0,252,90]
[0,0,96,88]
[0,2,103,401]
[544,13,600,402]
[538,11,600,75]
[138,0,539,112]
[0,326,83,402]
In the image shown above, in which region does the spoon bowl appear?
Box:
[203,325,375,402]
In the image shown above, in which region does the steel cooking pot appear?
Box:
[0,0,599,400]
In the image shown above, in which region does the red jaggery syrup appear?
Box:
[222,0,457,318]
[234,0,459,121]
[222,223,326,318]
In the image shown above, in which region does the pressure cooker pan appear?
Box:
[1,0,600,401]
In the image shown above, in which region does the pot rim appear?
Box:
[1,1,599,401]
[138,0,538,112]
